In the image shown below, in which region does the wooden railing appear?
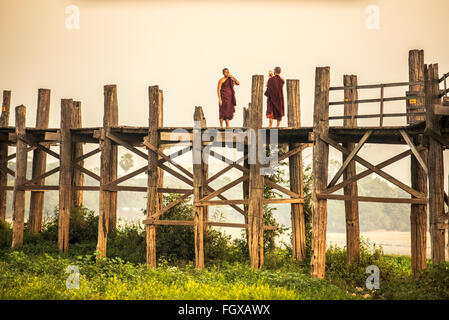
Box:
[329,81,425,126]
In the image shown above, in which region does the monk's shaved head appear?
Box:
[222,68,229,74]
[274,66,281,74]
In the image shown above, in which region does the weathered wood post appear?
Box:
[71,101,84,208]
[425,64,446,264]
[0,90,11,223]
[58,99,74,252]
[29,89,51,233]
[109,91,118,231]
[193,106,206,268]
[287,79,306,261]
[11,105,27,249]
[311,67,330,279]
[247,75,264,269]
[146,85,162,267]
[408,50,428,275]
[242,107,250,226]
[96,85,118,257]
[343,75,360,265]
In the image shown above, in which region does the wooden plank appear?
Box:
[247,75,265,270]
[425,64,446,264]
[287,79,306,261]
[434,104,449,115]
[96,85,117,258]
[159,163,193,187]
[400,129,428,175]
[342,74,360,265]
[200,175,248,202]
[317,193,427,204]
[263,178,300,199]
[58,99,73,253]
[29,89,51,233]
[106,132,147,160]
[328,130,372,188]
[379,85,385,126]
[426,128,449,148]
[74,147,100,163]
[105,165,147,186]
[72,101,84,209]
[263,198,304,204]
[0,90,11,223]
[11,105,27,249]
[24,166,60,186]
[321,135,425,199]
[197,199,248,206]
[146,86,162,267]
[142,219,277,230]
[193,106,206,269]
[143,136,193,179]
[323,147,423,195]
[311,67,330,279]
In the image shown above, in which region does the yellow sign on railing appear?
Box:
[409,99,417,105]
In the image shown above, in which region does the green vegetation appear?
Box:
[1,153,448,300]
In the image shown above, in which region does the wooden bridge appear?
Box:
[0,49,448,279]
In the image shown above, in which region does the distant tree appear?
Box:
[119,153,134,174]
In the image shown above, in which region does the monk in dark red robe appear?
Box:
[218,68,240,128]
[265,66,285,128]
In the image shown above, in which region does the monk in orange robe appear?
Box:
[265,66,285,128]
[218,68,240,128]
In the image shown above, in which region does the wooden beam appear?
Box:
[24,166,60,186]
[400,129,428,175]
[29,89,51,233]
[321,135,425,199]
[328,130,372,188]
[425,64,446,264]
[247,75,265,270]
[58,99,74,253]
[72,101,84,209]
[342,74,360,265]
[74,147,100,163]
[263,198,304,204]
[323,147,424,195]
[105,165,147,186]
[11,105,27,249]
[311,67,330,279]
[285,82,305,263]
[0,90,11,223]
[317,193,427,204]
[196,199,248,206]
[143,136,193,179]
[200,175,248,202]
[146,85,162,267]
[96,85,117,258]
[193,106,206,269]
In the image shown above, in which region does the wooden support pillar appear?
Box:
[96,85,118,257]
[11,105,27,249]
[146,85,162,267]
[58,99,74,252]
[311,67,330,279]
[0,90,11,223]
[242,107,250,226]
[425,64,446,264]
[409,50,428,275]
[109,92,118,231]
[343,75,360,265]
[287,79,306,261]
[247,75,264,269]
[71,101,84,208]
[29,89,51,233]
[193,106,206,269]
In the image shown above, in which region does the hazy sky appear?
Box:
[0,0,448,189]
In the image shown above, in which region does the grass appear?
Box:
[0,251,354,300]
